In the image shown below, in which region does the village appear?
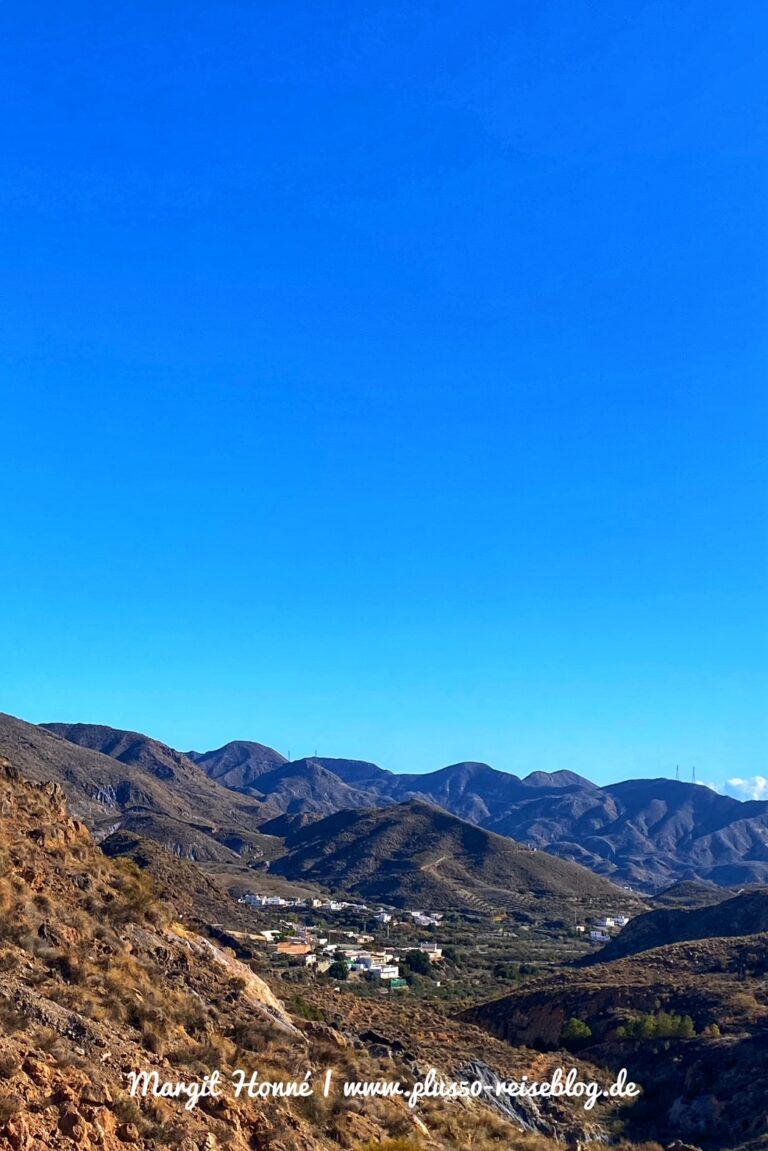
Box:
[229,890,634,990]
[233,892,445,987]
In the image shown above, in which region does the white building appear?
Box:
[411,911,442,927]
[240,893,267,907]
[370,964,399,980]
[413,943,442,961]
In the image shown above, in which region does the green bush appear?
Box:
[560,1016,593,1049]
[618,1011,695,1040]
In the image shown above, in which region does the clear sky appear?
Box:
[1,2,766,789]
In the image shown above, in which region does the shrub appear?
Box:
[357,1141,425,1151]
[287,994,324,1021]
[0,1054,20,1080]
[105,860,163,925]
[560,1016,593,1050]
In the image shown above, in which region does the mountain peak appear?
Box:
[522,769,597,789]
[187,738,288,790]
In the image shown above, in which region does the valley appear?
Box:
[2,709,768,1150]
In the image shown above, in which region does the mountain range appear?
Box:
[0,713,628,919]
[191,741,768,890]
[2,712,768,893]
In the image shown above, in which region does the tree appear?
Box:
[327,960,349,981]
[403,949,432,976]
[560,1017,593,1050]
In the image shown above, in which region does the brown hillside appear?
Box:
[583,887,768,964]
[0,714,269,860]
[0,752,639,1151]
[273,800,639,917]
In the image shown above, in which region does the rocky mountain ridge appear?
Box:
[42,719,768,892]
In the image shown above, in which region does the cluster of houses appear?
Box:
[574,914,631,944]
[270,933,444,984]
[239,893,369,913]
[339,946,400,981]
[238,892,445,931]
[330,939,443,985]
[238,890,630,956]
[233,904,446,985]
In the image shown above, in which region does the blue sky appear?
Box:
[0,2,766,787]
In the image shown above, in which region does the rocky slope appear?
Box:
[651,878,733,909]
[1,716,268,835]
[0,754,306,1151]
[0,753,635,1151]
[246,759,382,816]
[99,829,273,931]
[0,715,272,864]
[187,740,288,790]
